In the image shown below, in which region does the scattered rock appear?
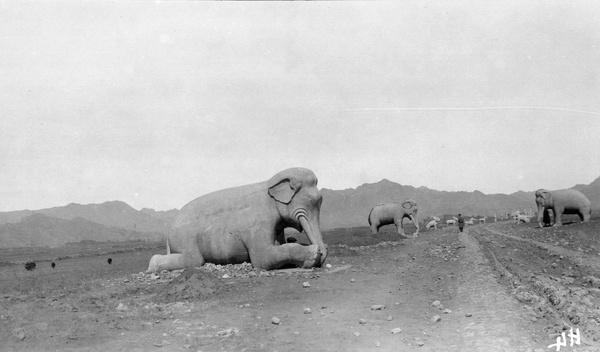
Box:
[304,308,312,314]
[350,278,356,283]
[302,282,311,288]
[359,318,367,324]
[443,308,452,314]
[431,315,441,323]
[465,313,472,317]
[116,303,129,311]
[386,316,393,321]
[371,305,386,310]
[216,327,239,337]
[272,317,281,325]
[391,328,402,334]
[12,328,25,340]
[353,332,360,337]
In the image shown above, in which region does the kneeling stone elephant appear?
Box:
[368,199,419,237]
[147,168,327,273]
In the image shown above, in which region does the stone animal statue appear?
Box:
[535,189,591,227]
[147,168,327,273]
[368,199,419,237]
[516,214,531,223]
[425,216,441,230]
[465,218,475,225]
[478,216,488,224]
[446,216,458,227]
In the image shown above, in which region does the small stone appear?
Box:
[350,278,356,283]
[432,315,441,322]
[303,308,312,314]
[431,300,441,307]
[443,308,452,314]
[116,303,129,311]
[371,305,386,310]
[326,264,332,269]
[386,316,393,321]
[302,282,310,288]
[391,327,402,334]
[417,341,425,346]
[271,317,280,325]
[359,318,367,324]
[375,341,380,347]
[465,313,472,317]
[353,331,360,337]
[222,274,231,279]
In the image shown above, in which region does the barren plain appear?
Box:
[1,216,599,352]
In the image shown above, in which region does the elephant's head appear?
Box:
[267,168,327,266]
[402,198,418,217]
[535,189,552,227]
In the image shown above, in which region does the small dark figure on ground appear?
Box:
[543,208,552,227]
[107,258,112,265]
[25,262,36,271]
[457,214,465,233]
[51,262,56,269]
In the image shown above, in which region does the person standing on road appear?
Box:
[457,213,465,232]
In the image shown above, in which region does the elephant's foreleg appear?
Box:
[249,243,321,270]
[394,218,407,237]
[553,208,563,226]
[370,223,379,235]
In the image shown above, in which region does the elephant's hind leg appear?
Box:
[146,253,188,273]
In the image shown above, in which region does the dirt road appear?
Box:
[2,221,599,351]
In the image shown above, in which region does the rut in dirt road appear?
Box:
[455,228,538,352]
[482,227,600,271]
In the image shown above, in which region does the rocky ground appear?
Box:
[1,219,599,351]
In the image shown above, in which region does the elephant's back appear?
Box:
[173,181,267,230]
[370,203,399,221]
[554,189,592,207]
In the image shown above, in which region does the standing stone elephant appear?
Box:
[368,199,419,237]
[146,168,327,272]
[535,189,591,228]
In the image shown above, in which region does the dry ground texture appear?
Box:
[1,216,600,352]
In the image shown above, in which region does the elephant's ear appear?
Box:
[268,179,299,204]
[402,199,416,209]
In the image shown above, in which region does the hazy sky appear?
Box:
[1,1,599,212]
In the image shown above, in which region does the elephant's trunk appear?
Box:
[536,203,545,228]
[295,209,328,267]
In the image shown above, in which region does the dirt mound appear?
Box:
[155,268,227,302]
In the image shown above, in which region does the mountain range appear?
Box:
[0,177,598,248]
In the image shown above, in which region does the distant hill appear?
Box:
[0,201,178,233]
[319,179,534,230]
[0,176,597,247]
[508,176,600,217]
[0,213,164,248]
[319,176,600,230]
